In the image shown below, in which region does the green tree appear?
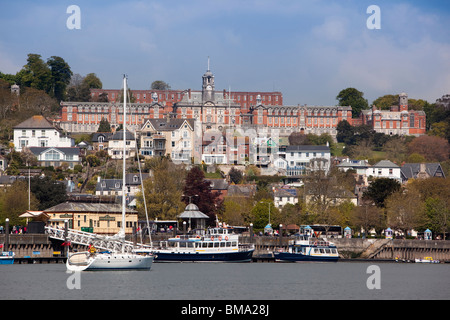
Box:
[47,56,73,102]
[336,87,369,118]
[372,94,399,110]
[336,120,354,144]
[363,178,401,208]
[424,197,449,240]
[83,73,102,89]
[20,54,52,93]
[222,195,252,226]
[228,167,243,184]
[0,181,39,226]
[137,157,185,220]
[250,199,279,231]
[151,80,170,90]
[30,176,67,210]
[97,118,111,132]
[385,189,426,236]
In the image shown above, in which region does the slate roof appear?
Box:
[13,115,55,129]
[145,118,195,131]
[401,163,445,179]
[43,202,137,214]
[285,145,330,152]
[372,160,399,168]
[29,147,80,156]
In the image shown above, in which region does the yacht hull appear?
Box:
[274,252,339,262]
[67,251,153,271]
[154,249,254,262]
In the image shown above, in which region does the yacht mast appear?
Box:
[122,75,127,245]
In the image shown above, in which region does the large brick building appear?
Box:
[58,66,352,139]
[359,93,426,136]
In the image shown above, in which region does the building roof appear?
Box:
[286,145,330,152]
[145,118,195,131]
[28,147,80,156]
[274,188,298,198]
[206,179,228,190]
[372,160,400,168]
[110,130,134,141]
[14,115,56,129]
[178,203,209,219]
[43,202,137,214]
[401,163,445,180]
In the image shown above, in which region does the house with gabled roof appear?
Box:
[139,118,195,163]
[13,115,74,152]
[401,163,446,183]
[107,130,136,159]
[366,160,401,182]
[28,146,81,169]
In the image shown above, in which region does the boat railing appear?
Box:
[309,238,330,247]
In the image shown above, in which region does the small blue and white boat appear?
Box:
[274,226,339,262]
[0,251,15,265]
[148,227,254,262]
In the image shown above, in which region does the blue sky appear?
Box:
[1,0,449,105]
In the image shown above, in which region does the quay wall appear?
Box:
[2,234,450,262]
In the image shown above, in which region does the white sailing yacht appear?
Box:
[66,76,154,271]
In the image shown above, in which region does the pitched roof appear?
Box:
[145,118,195,131]
[401,163,445,179]
[286,145,330,152]
[110,130,134,140]
[14,115,55,129]
[43,202,137,214]
[29,147,80,156]
[372,160,399,168]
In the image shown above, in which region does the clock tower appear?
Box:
[202,57,215,103]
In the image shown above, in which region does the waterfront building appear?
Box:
[44,201,138,235]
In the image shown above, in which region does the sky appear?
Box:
[1,0,449,106]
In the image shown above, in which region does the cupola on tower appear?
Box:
[202,57,215,103]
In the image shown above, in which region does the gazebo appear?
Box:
[178,203,209,231]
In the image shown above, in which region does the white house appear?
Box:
[274,188,298,208]
[277,145,331,175]
[28,147,81,169]
[13,115,73,152]
[337,159,370,175]
[366,160,401,182]
[108,130,136,160]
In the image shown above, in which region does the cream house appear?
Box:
[140,118,195,163]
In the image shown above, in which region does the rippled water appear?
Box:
[1,262,449,300]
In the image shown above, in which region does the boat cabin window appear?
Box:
[214,242,219,248]
[208,242,214,248]
[226,242,231,247]
[232,241,237,247]
[220,242,225,247]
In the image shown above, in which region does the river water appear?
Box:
[1,261,449,301]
